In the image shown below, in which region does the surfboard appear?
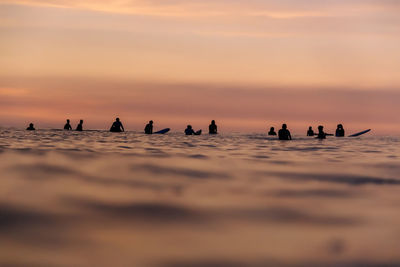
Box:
[194,130,202,135]
[348,129,371,137]
[154,128,170,134]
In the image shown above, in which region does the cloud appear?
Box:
[3,0,400,18]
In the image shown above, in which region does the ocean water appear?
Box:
[1,129,400,267]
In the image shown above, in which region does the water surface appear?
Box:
[1,130,399,266]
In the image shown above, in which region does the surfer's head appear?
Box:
[309,126,312,130]
[150,120,153,124]
[116,118,120,122]
[187,125,192,129]
[211,120,215,124]
[318,125,324,131]
[80,120,83,124]
[337,124,343,129]
[67,119,70,123]
[282,124,287,129]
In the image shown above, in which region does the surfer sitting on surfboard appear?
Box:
[144,120,153,134]
[307,126,314,136]
[335,124,345,137]
[64,119,72,130]
[110,118,124,132]
[268,127,277,136]
[316,125,334,139]
[278,124,292,140]
[76,120,84,131]
[316,125,327,139]
[26,123,35,131]
[185,125,196,135]
[209,120,218,134]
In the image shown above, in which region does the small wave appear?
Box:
[187,154,209,159]
[117,146,132,149]
[159,259,400,267]
[259,171,400,186]
[269,189,356,198]
[65,199,205,223]
[252,155,270,159]
[132,163,230,179]
[8,163,81,178]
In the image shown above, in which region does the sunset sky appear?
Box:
[1,0,399,134]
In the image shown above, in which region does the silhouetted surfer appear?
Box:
[278,124,292,140]
[268,127,277,136]
[307,126,314,136]
[64,119,72,130]
[316,125,327,139]
[26,123,35,131]
[185,125,195,135]
[209,120,218,134]
[336,124,345,137]
[110,118,124,132]
[76,120,83,131]
[144,120,153,134]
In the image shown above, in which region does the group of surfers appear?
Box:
[26,118,344,139]
[26,118,218,135]
[267,124,345,139]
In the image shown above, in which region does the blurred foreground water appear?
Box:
[0,129,400,267]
